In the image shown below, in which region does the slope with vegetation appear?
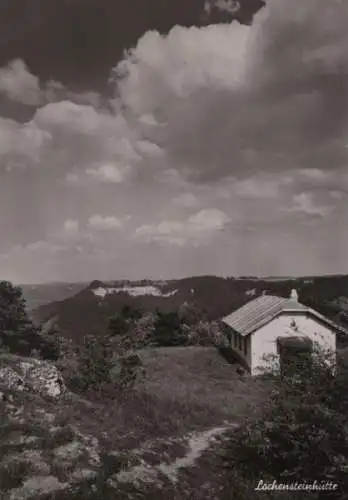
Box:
[1,279,348,498]
[21,282,87,312]
[30,274,348,347]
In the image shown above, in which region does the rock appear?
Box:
[27,365,64,399]
[0,367,28,392]
[9,475,69,500]
[53,440,85,464]
[69,468,98,483]
[0,356,65,399]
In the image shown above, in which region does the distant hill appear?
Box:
[31,274,348,343]
[21,282,87,311]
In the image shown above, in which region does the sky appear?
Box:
[0,0,347,284]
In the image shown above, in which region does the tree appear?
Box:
[108,313,128,336]
[178,302,203,326]
[223,347,348,499]
[0,281,59,360]
[108,305,142,337]
[72,335,114,393]
[120,304,142,322]
[153,310,187,346]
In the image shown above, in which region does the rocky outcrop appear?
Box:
[0,355,65,400]
[0,352,242,499]
[0,375,104,499]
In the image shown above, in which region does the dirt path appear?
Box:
[113,422,237,487]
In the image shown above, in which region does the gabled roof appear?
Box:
[222,294,348,337]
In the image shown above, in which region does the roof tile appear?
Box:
[222,295,307,336]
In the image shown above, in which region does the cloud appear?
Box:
[188,208,231,230]
[289,192,332,218]
[62,219,80,236]
[135,208,230,246]
[1,240,67,259]
[21,241,66,255]
[112,0,347,185]
[0,90,145,178]
[172,192,198,208]
[115,22,250,115]
[66,162,133,185]
[34,101,115,135]
[0,117,51,169]
[135,140,165,157]
[329,191,343,200]
[204,0,241,16]
[298,169,330,181]
[86,163,132,184]
[44,82,103,109]
[138,114,161,126]
[87,215,124,231]
[230,176,289,199]
[1,0,348,282]
[0,60,42,106]
[0,61,106,109]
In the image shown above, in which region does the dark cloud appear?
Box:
[1,0,347,282]
[0,0,264,92]
[151,0,348,182]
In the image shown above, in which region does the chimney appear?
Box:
[290,289,298,301]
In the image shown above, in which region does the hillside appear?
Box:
[31,274,348,343]
[21,282,87,312]
[0,348,271,499]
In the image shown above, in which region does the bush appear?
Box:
[223,348,348,498]
[108,305,143,337]
[69,335,114,393]
[153,311,188,346]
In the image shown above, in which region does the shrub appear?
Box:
[69,335,114,393]
[153,311,187,346]
[223,347,348,498]
[108,305,143,337]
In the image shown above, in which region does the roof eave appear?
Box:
[223,308,348,337]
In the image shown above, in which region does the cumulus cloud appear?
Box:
[138,113,161,126]
[112,0,347,185]
[0,117,51,169]
[135,140,165,157]
[0,92,149,178]
[86,163,132,183]
[19,240,66,255]
[0,59,107,109]
[230,175,291,199]
[289,192,332,218]
[135,208,230,246]
[1,0,347,281]
[66,162,133,185]
[298,169,330,181]
[0,60,42,106]
[34,101,115,135]
[62,219,80,236]
[189,208,231,230]
[115,22,250,115]
[172,192,198,208]
[87,215,124,231]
